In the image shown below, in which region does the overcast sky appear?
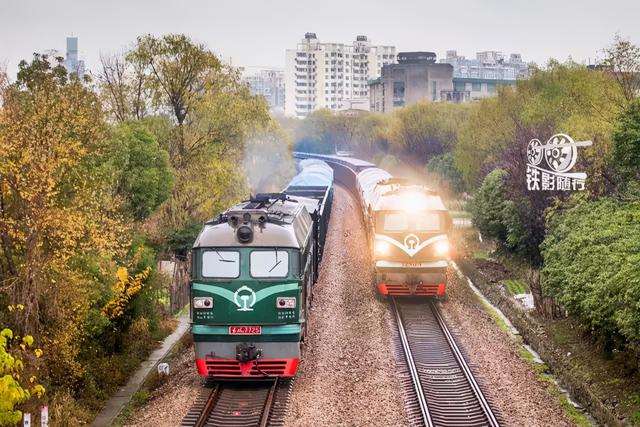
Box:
[1,0,639,77]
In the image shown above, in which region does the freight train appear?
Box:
[294,152,452,297]
[190,159,333,378]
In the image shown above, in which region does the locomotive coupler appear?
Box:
[236,343,262,363]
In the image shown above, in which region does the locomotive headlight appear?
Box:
[276,297,296,309]
[375,240,391,255]
[193,297,213,309]
[434,240,449,256]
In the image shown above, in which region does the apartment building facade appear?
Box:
[285,33,395,118]
[443,50,528,100]
[244,69,286,114]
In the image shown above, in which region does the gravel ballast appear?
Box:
[284,185,408,427]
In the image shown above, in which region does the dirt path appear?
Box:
[284,185,407,427]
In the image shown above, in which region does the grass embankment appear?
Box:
[452,224,639,426]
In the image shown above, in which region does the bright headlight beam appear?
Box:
[434,240,449,256]
[375,240,390,255]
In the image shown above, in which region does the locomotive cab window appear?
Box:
[416,213,441,231]
[202,250,240,278]
[383,212,408,231]
[251,250,289,278]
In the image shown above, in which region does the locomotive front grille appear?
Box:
[200,358,299,377]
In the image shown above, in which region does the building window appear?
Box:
[454,82,466,92]
[472,82,481,92]
[487,83,497,93]
[432,81,437,101]
[393,81,405,99]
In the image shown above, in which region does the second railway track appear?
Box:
[181,378,291,427]
[392,298,501,427]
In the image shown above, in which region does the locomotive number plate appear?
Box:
[402,262,422,267]
[229,326,262,335]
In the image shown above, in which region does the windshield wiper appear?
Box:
[269,249,281,272]
[269,260,282,272]
[215,250,234,263]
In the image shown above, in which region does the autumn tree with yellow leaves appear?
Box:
[0,34,283,424]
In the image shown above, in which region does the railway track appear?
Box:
[181,378,291,427]
[392,298,501,427]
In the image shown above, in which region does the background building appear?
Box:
[285,33,395,118]
[64,36,85,77]
[443,50,528,100]
[369,52,455,112]
[244,69,285,114]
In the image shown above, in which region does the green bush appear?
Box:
[541,198,640,348]
[612,98,640,194]
[426,152,465,194]
[470,168,537,260]
[470,169,509,241]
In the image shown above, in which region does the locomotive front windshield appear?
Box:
[199,248,294,279]
[202,250,240,278]
[250,250,289,278]
[380,211,442,232]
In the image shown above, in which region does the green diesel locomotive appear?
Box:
[191,161,333,378]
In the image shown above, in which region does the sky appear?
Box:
[1,0,639,77]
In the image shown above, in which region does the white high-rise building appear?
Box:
[285,33,395,118]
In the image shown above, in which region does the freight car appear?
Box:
[294,152,452,297]
[190,160,333,378]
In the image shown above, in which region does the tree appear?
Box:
[110,122,173,220]
[426,153,465,194]
[541,198,640,349]
[470,169,510,241]
[388,102,469,165]
[0,54,128,391]
[455,61,623,192]
[97,53,147,122]
[611,97,640,190]
[603,35,640,104]
[127,34,223,165]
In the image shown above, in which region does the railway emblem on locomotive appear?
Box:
[526,133,592,191]
[404,234,420,251]
[234,285,257,312]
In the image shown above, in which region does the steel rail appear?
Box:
[391,298,434,427]
[259,379,279,427]
[181,379,279,427]
[430,303,500,427]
